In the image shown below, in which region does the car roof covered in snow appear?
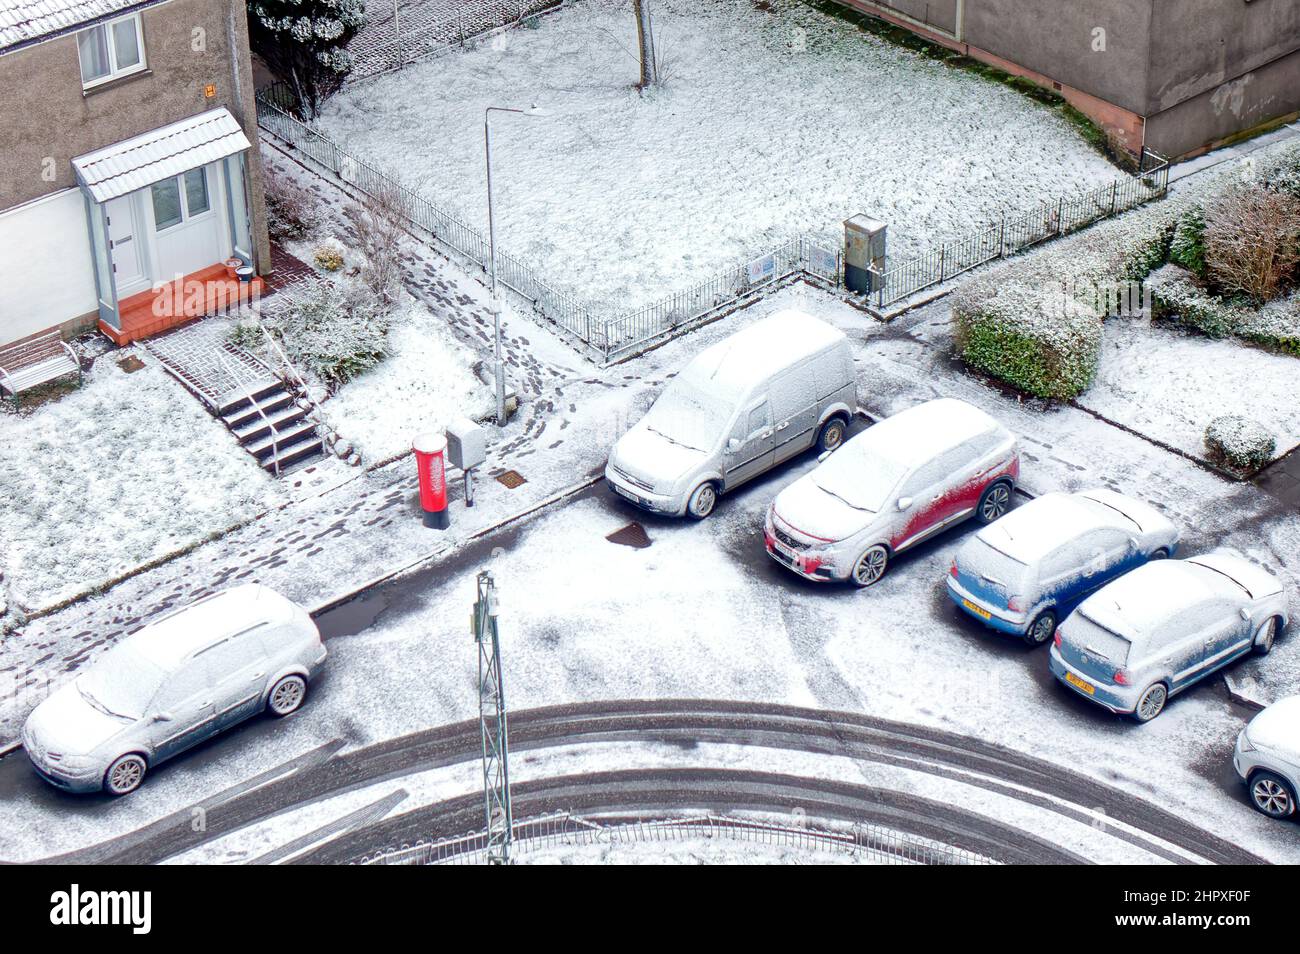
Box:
[1078,558,1244,642]
[680,310,846,401]
[123,584,298,670]
[977,491,1130,565]
[847,398,1007,470]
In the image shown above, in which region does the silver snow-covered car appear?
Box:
[606,310,856,519]
[1235,695,1300,820]
[23,584,326,795]
[765,398,1019,586]
[1050,552,1288,722]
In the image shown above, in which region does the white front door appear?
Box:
[106,195,149,297]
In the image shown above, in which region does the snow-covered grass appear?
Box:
[318,0,1119,313]
[322,295,494,461]
[1078,320,1300,463]
[0,357,284,612]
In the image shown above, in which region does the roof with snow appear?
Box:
[0,0,159,52]
[681,310,846,401]
[1079,558,1242,641]
[126,584,298,670]
[853,398,1006,470]
[72,108,251,202]
[978,492,1126,565]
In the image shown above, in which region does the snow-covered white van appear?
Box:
[606,310,857,518]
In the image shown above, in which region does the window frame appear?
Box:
[77,13,147,90]
[150,167,215,234]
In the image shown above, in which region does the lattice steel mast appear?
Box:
[472,570,513,864]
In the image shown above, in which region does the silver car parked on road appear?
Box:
[606,309,857,519]
[23,584,326,795]
[1235,695,1300,820]
[1049,552,1288,722]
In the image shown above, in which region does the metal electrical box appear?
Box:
[844,215,887,294]
[446,417,487,471]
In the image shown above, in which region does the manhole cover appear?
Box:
[117,355,146,373]
[606,522,651,549]
[495,470,527,489]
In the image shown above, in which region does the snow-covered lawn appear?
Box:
[0,357,284,612]
[319,0,1119,313]
[1079,321,1300,462]
[321,296,494,462]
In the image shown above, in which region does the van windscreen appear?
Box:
[643,379,732,453]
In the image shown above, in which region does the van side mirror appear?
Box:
[727,438,742,455]
[1239,607,1251,621]
[153,711,174,723]
[897,497,913,512]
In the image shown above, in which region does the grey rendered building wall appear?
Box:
[0,0,271,273]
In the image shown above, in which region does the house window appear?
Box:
[151,168,211,231]
[77,14,146,88]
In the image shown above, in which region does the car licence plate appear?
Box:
[612,483,645,507]
[962,599,992,621]
[1065,671,1096,695]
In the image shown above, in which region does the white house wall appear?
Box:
[0,189,97,345]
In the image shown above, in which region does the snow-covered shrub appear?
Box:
[1168,207,1207,277]
[350,179,409,304]
[1258,141,1300,199]
[264,171,320,241]
[1203,182,1300,304]
[952,278,1102,399]
[1204,415,1277,472]
[312,239,345,271]
[262,276,389,389]
[1146,264,1247,338]
[1242,292,1300,357]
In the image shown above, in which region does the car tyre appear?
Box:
[1023,609,1057,648]
[851,545,890,588]
[1133,683,1168,723]
[686,482,718,520]
[1248,770,1296,820]
[103,754,147,796]
[1254,618,1278,656]
[268,674,308,717]
[816,417,847,455]
[1150,548,1169,560]
[977,481,1012,523]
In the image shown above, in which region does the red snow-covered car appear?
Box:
[764,398,1019,586]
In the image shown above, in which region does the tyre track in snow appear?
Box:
[19,699,1261,865]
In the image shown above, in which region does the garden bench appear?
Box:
[0,330,82,406]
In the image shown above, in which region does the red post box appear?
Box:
[413,433,450,529]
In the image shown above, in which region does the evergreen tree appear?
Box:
[248,0,366,118]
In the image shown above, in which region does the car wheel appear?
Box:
[1254,618,1277,656]
[1133,683,1168,723]
[104,754,147,796]
[851,545,890,588]
[816,417,847,454]
[1023,609,1057,648]
[268,675,308,717]
[977,481,1012,523]
[1150,548,1169,560]
[686,482,718,520]
[1249,771,1296,819]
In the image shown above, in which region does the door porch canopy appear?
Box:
[72,107,251,203]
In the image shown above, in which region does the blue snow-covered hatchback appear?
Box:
[947,489,1180,646]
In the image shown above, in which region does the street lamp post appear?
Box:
[484,105,548,428]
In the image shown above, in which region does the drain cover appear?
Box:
[495,470,527,489]
[117,355,146,373]
[606,522,651,549]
